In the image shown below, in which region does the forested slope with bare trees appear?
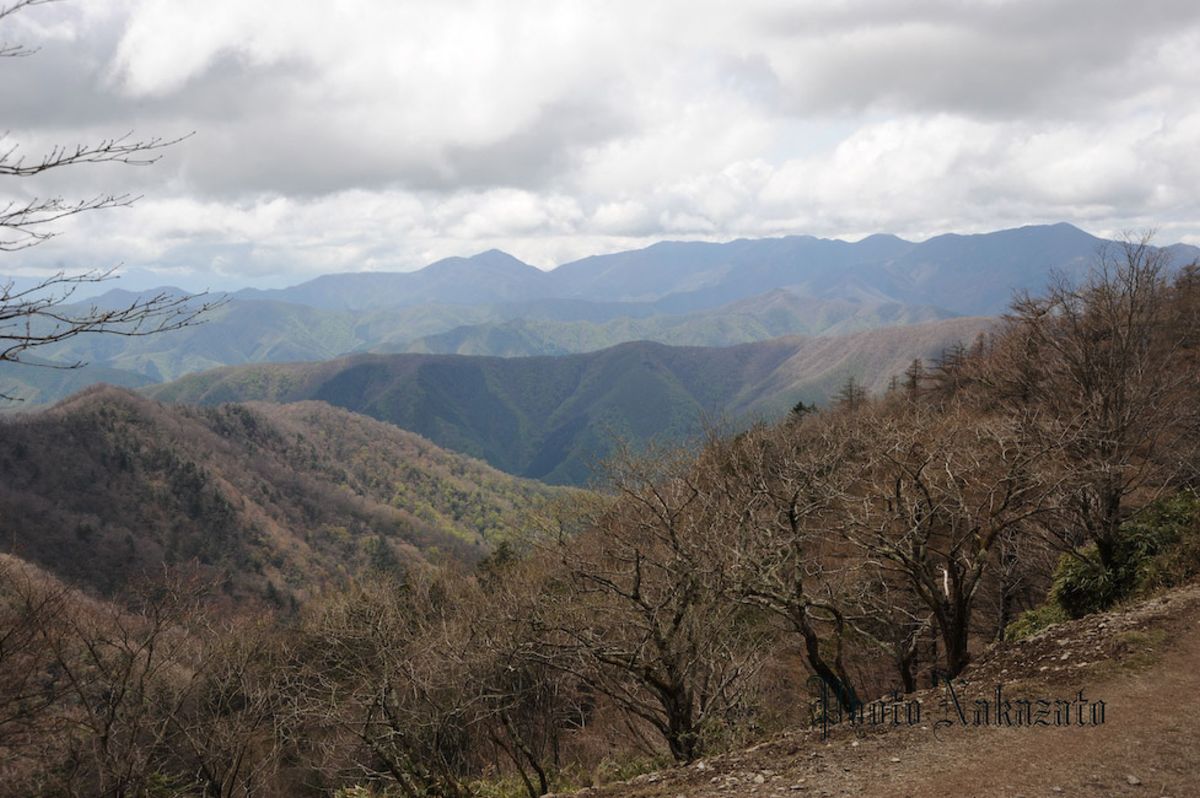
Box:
[2,240,1198,797]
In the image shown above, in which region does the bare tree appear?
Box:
[0,0,56,58]
[0,555,75,788]
[846,403,1057,678]
[698,416,866,711]
[468,569,585,798]
[530,445,766,764]
[902,358,926,399]
[1003,236,1194,575]
[832,375,868,412]
[17,572,213,798]
[163,617,286,798]
[843,568,931,695]
[284,571,492,798]
[1,0,219,398]
[1,275,219,370]
[1167,263,1200,484]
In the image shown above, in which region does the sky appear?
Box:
[3,0,1200,291]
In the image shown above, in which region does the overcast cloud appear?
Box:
[3,0,1200,290]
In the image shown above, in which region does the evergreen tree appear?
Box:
[833,375,867,412]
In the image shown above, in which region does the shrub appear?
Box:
[1053,491,1200,619]
[1051,545,1121,618]
[1007,491,1200,638]
[1005,601,1069,642]
[1128,490,1200,593]
[333,787,379,798]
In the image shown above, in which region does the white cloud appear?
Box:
[2,0,1200,289]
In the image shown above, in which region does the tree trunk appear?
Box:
[795,611,859,714]
[1094,478,1126,578]
[896,634,919,694]
[939,603,971,679]
[657,680,700,763]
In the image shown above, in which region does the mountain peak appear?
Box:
[425,249,536,275]
[80,285,196,308]
[856,233,910,244]
[473,248,519,260]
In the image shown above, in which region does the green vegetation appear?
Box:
[14,288,952,407]
[0,357,154,406]
[1055,491,1200,616]
[1107,627,1170,672]
[1004,600,1070,642]
[147,318,987,485]
[1008,491,1200,640]
[16,224,1192,411]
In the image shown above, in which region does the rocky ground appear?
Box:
[563,585,1200,798]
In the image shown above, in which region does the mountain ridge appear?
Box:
[67,224,1200,317]
[205,223,1187,314]
[3,289,958,402]
[9,223,1196,406]
[146,317,992,484]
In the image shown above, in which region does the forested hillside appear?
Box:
[3,243,1197,798]
[6,0,1200,793]
[0,387,561,602]
[147,317,989,484]
[4,289,952,398]
[401,291,951,356]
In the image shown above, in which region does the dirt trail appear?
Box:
[580,586,1200,798]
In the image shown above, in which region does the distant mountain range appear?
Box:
[229,222,1198,315]
[146,317,990,485]
[5,223,1195,487]
[0,386,562,600]
[10,222,1193,405]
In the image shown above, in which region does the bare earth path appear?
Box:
[577,585,1200,798]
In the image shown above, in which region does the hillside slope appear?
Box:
[147,317,990,484]
[586,584,1200,798]
[16,290,952,404]
[0,386,560,601]
[0,357,154,406]
[403,292,953,357]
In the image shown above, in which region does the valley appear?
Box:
[144,316,990,484]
